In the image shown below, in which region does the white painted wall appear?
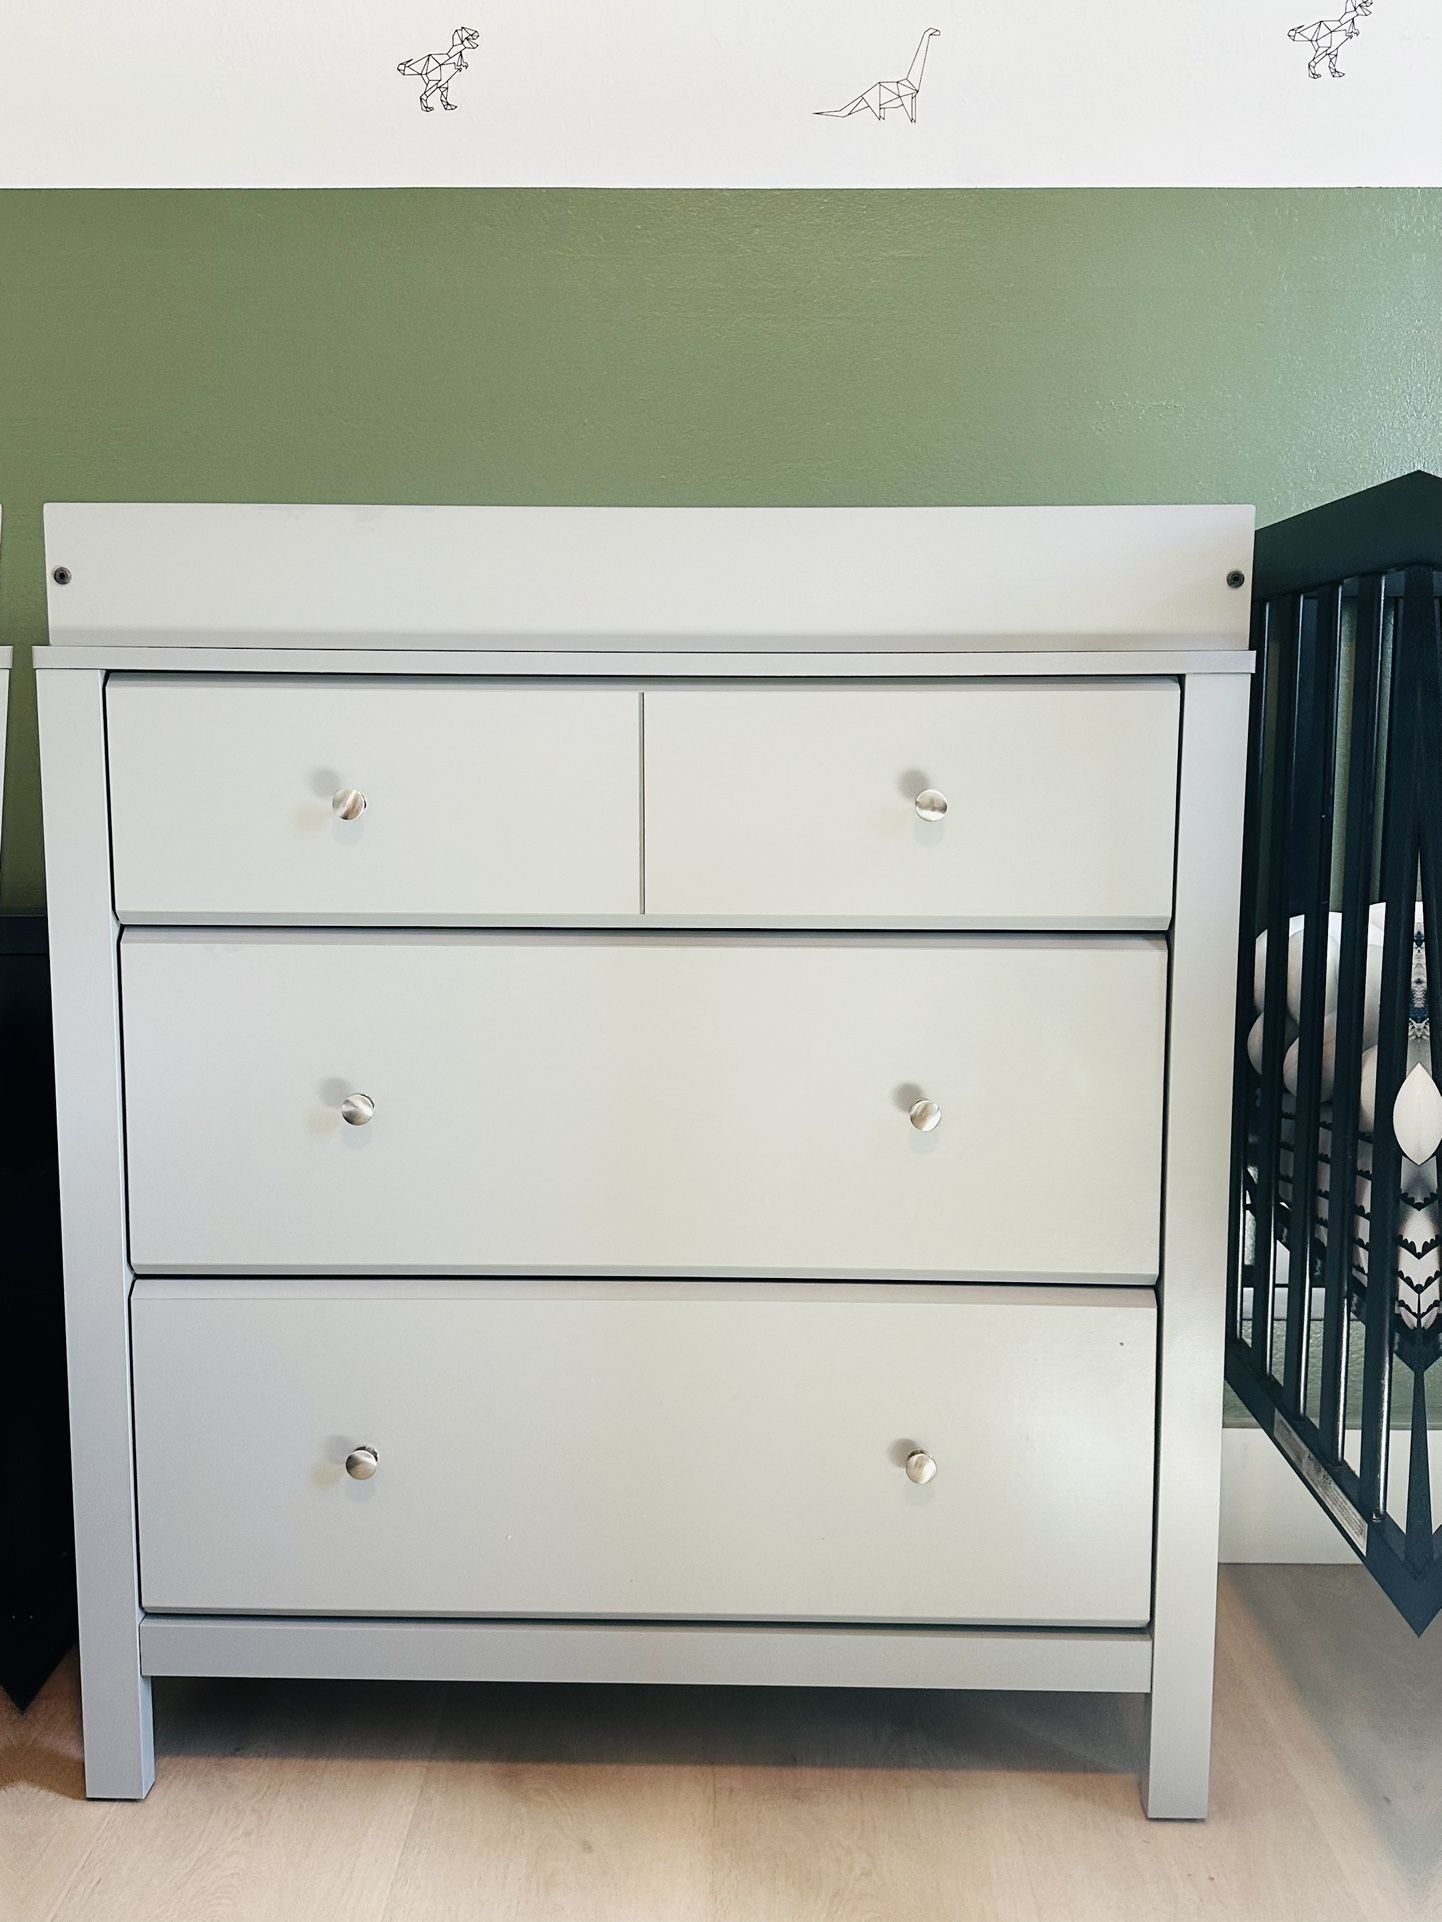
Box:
[1220,1427,1442,1564]
[2,0,1438,187]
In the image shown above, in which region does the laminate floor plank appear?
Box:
[1221,1566,1441,1921]
[2,1569,1437,1922]
[380,1682,715,1922]
[1015,1603,1373,1922]
[0,1659,116,1922]
[17,1675,442,1922]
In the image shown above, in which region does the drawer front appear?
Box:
[644,682,1179,926]
[133,1282,1157,1624]
[106,677,641,922]
[122,932,1166,1280]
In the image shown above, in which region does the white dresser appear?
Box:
[37,504,1252,1816]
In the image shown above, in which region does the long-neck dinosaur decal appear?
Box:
[815,29,941,122]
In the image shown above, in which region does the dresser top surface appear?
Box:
[42,503,1256,654]
[39,645,1253,678]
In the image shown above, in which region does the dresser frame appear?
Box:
[36,505,1253,1816]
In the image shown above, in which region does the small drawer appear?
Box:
[133,1280,1157,1625]
[121,930,1166,1281]
[643,681,1179,926]
[106,677,641,923]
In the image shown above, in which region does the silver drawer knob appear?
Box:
[914,789,948,823]
[340,1092,376,1127]
[332,787,367,822]
[909,1098,942,1133]
[905,1449,937,1486]
[345,1446,379,1481]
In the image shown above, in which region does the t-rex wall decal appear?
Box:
[1288,0,1373,77]
[397,25,481,112]
[815,29,941,122]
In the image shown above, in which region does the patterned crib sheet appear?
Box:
[1249,904,1440,1333]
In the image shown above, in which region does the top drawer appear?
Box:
[644,681,1179,927]
[106,677,642,924]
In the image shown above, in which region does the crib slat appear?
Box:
[1252,594,1302,1376]
[1413,585,1442,1298]
[1357,578,1420,1518]
[1405,1372,1434,1564]
[1319,573,1385,1456]
[1284,587,1340,1408]
[1402,571,1442,1564]
[1230,597,1272,1348]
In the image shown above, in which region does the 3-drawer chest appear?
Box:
[37,503,1253,1815]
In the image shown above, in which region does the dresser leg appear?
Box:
[1141,673,1251,1821]
[38,668,157,1800]
[79,1655,155,1800]
[1141,1592,1218,1819]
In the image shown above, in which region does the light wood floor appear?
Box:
[3,1568,1439,1922]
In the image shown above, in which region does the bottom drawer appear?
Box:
[132,1281,1157,1626]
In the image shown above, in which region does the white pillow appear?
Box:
[1253,906,1395,1040]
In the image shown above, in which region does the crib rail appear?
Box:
[1229,479,1442,1632]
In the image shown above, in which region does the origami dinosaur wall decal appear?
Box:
[815,29,941,122]
[1288,0,1373,78]
[397,25,481,113]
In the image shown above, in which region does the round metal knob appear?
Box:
[340,1092,375,1127]
[909,1098,942,1133]
[332,787,367,822]
[914,789,948,823]
[905,1449,937,1486]
[345,1446,379,1481]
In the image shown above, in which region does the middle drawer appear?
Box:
[122,932,1166,1280]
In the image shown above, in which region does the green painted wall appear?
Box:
[1,187,1438,911]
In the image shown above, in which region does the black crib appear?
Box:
[1229,472,1442,1632]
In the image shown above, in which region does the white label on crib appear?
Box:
[1274,1414,1371,1557]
